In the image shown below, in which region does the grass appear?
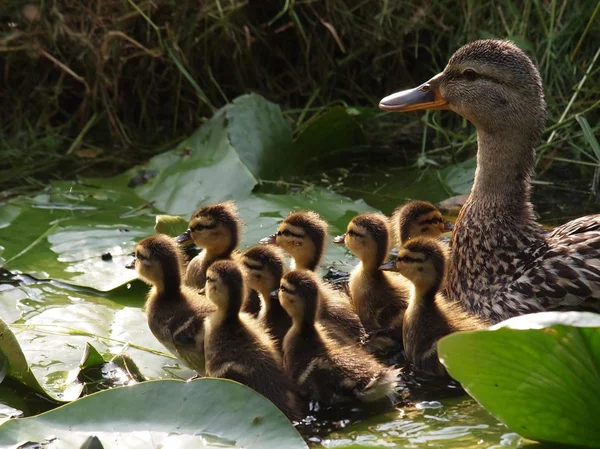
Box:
[0,0,599,194]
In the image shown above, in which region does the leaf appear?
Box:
[153,215,189,237]
[0,379,308,449]
[226,93,294,180]
[131,111,257,216]
[292,106,369,164]
[438,311,600,448]
[0,177,156,290]
[0,316,79,402]
[79,343,106,371]
[0,283,194,399]
[439,157,476,195]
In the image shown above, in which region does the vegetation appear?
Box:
[1,0,599,195]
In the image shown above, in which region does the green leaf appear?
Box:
[0,283,193,399]
[292,106,368,164]
[153,215,189,237]
[0,379,308,449]
[131,111,257,216]
[79,343,106,371]
[438,311,600,448]
[0,177,155,290]
[226,93,294,180]
[0,316,80,402]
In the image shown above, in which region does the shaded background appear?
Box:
[1,0,599,202]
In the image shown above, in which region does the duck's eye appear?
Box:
[462,68,478,81]
[136,253,146,261]
[206,276,214,283]
[347,230,358,237]
[281,230,293,237]
[279,285,291,293]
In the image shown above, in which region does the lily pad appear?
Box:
[438,312,600,448]
[226,93,294,180]
[0,379,308,449]
[153,215,189,237]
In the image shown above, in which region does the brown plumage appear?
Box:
[392,201,453,247]
[262,211,366,344]
[263,211,328,271]
[382,238,488,377]
[241,245,291,352]
[334,213,409,352]
[379,39,600,322]
[177,201,261,316]
[280,270,401,404]
[128,233,216,375]
[204,260,303,420]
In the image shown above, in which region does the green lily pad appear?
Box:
[0,379,308,449]
[226,93,294,180]
[438,312,600,448]
[0,283,193,400]
[153,215,189,237]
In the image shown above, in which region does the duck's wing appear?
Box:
[548,214,600,238]
[498,228,600,314]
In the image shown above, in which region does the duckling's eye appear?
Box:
[347,230,361,238]
[279,229,302,238]
[462,68,478,81]
[279,285,292,294]
[192,223,217,232]
[206,276,214,283]
[136,253,147,261]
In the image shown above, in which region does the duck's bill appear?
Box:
[332,234,346,245]
[269,289,279,299]
[379,261,398,272]
[379,74,448,112]
[443,220,454,232]
[176,228,193,245]
[260,234,277,245]
[125,258,136,269]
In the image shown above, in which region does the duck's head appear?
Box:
[177,201,241,256]
[393,201,453,246]
[380,237,446,295]
[333,213,390,268]
[127,234,183,291]
[205,260,245,313]
[278,270,320,325]
[379,39,546,139]
[261,211,327,271]
[241,245,286,299]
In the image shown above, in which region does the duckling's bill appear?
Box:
[333,234,346,245]
[379,259,398,271]
[443,220,454,232]
[125,257,136,269]
[259,233,277,245]
[176,228,194,245]
[379,73,448,112]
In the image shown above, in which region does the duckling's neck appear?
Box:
[259,285,279,313]
[292,248,321,271]
[471,130,535,204]
[212,297,242,324]
[358,258,382,274]
[411,279,441,304]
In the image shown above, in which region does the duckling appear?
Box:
[279,270,401,404]
[380,238,488,377]
[177,201,261,316]
[333,213,409,352]
[241,245,291,351]
[379,39,600,321]
[392,201,454,247]
[204,260,302,420]
[126,233,216,375]
[260,211,327,271]
[261,211,366,344]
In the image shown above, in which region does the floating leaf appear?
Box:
[153,215,189,237]
[438,312,600,448]
[226,93,294,180]
[0,379,308,449]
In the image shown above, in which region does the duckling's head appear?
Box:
[393,201,453,246]
[241,245,286,298]
[381,238,446,295]
[129,234,183,291]
[264,212,328,271]
[334,213,390,268]
[177,201,241,255]
[279,270,320,325]
[380,39,546,142]
[205,260,245,313]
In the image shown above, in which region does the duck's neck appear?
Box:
[471,129,535,204]
[259,283,278,313]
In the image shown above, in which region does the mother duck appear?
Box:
[380,39,600,322]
